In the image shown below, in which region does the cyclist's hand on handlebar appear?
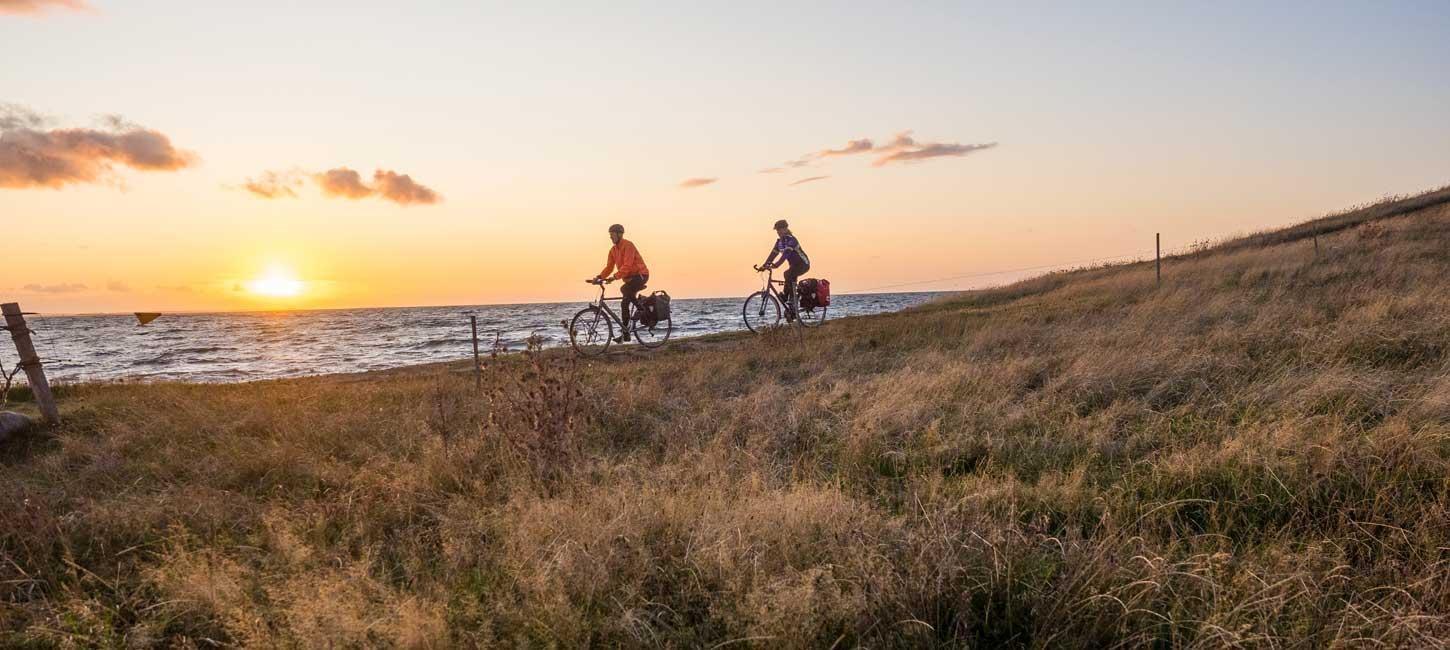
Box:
[753,264,764,272]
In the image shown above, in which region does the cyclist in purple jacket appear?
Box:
[754,219,811,320]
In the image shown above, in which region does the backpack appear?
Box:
[651,291,671,320]
[816,279,830,307]
[797,278,819,310]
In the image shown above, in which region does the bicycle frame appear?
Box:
[758,267,795,312]
[587,283,626,329]
[585,280,647,332]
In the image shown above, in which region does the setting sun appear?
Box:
[245,267,304,298]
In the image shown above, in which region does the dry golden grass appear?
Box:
[3,188,1450,647]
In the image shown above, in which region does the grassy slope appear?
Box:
[3,190,1450,648]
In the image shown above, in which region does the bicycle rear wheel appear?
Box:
[568,306,612,357]
[742,291,781,334]
[797,303,827,328]
[633,312,671,349]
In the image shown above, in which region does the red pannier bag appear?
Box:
[816,279,831,307]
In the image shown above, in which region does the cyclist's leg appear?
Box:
[620,274,646,337]
[783,263,808,318]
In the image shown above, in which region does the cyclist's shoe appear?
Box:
[614,333,631,343]
[785,311,797,323]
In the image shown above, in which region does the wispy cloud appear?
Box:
[790,175,831,186]
[242,170,304,199]
[777,130,998,171]
[0,105,196,189]
[873,140,998,166]
[106,280,130,292]
[679,177,717,188]
[818,139,873,157]
[22,282,87,294]
[245,166,441,205]
[372,169,439,205]
[757,167,784,174]
[0,0,90,15]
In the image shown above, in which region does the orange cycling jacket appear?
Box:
[598,238,650,280]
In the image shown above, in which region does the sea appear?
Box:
[11,292,948,383]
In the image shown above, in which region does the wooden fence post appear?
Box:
[1155,233,1161,286]
[1314,234,1319,259]
[2,303,60,424]
[470,315,482,391]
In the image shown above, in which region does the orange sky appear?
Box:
[5,2,1449,314]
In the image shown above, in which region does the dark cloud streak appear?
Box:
[22,283,87,294]
[873,141,998,166]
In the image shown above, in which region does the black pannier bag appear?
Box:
[797,278,819,310]
[651,291,671,320]
[638,295,659,327]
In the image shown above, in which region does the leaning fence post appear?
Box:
[1314,234,1319,259]
[2,303,60,424]
[1155,233,1161,286]
[469,315,482,391]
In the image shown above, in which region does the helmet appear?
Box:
[608,224,624,234]
[773,219,789,230]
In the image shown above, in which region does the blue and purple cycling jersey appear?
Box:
[763,235,810,268]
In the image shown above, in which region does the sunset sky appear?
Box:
[4,1,1450,314]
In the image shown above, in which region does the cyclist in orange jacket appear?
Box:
[592,223,650,342]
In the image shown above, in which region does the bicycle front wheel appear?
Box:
[742,291,781,334]
[568,306,613,357]
[633,313,671,349]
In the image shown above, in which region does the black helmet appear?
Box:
[608,224,624,234]
[773,219,789,230]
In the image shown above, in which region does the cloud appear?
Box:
[106,280,130,292]
[679,177,717,188]
[818,139,873,157]
[156,284,193,293]
[244,166,441,205]
[372,169,439,205]
[873,141,998,166]
[777,130,998,169]
[242,170,304,199]
[757,167,784,174]
[313,167,373,199]
[0,105,196,189]
[790,175,830,186]
[0,0,90,14]
[22,282,86,294]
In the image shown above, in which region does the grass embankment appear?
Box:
[4,189,1450,647]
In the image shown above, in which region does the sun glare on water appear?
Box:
[246,267,305,298]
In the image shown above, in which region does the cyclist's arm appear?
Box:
[763,246,779,268]
[598,249,616,280]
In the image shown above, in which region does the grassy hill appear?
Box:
[4,188,1450,647]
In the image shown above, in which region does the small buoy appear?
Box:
[135,312,162,325]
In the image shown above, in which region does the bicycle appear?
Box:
[742,265,827,334]
[566,278,672,356]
